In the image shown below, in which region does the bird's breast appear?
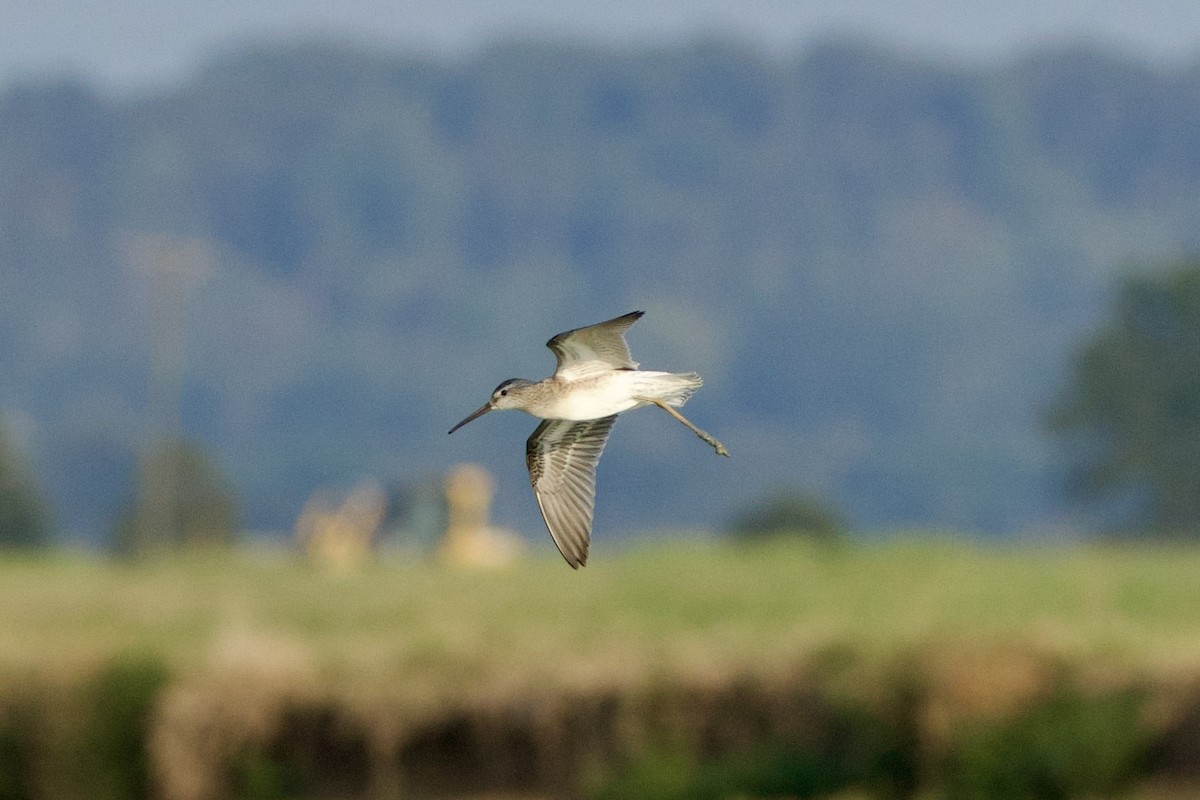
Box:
[530,373,644,421]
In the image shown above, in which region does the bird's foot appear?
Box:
[698,431,730,457]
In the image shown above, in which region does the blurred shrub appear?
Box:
[229,746,293,800]
[592,744,837,800]
[0,648,1169,800]
[0,701,36,800]
[939,685,1149,799]
[0,655,169,800]
[111,438,240,555]
[593,689,917,800]
[0,425,50,550]
[593,729,913,800]
[75,656,171,800]
[725,489,846,543]
[595,681,1151,800]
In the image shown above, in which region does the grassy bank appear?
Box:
[2,539,1200,798]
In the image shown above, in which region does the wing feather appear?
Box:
[525,416,617,568]
[546,311,643,379]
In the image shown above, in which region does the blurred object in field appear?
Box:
[439,463,523,567]
[0,417,51,549]
[295,479,386,572]
[125,233,213,555]
[380,474,446,556]
[726,488,846,543]
[111,438,240,555]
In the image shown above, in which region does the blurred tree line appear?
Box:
[0,425,238,553]
[1,39,1200,543]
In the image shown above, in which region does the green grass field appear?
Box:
[4,539,1200,682]
[4,538,1200,798]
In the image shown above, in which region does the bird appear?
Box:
[448,310,728,568]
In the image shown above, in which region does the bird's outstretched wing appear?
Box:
[525,416,618,568]
[546,310,643,380]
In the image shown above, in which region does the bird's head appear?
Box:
[448,378,535,433]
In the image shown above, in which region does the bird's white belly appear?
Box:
[536,373,646,421]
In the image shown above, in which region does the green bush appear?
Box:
[593,693,916,800]
[592,744,848,800]
[229,746,294,800]
[940,685,1149,800]
[0,701,36,800]
[726,489,846,542]
[0,656,170,800]
[74,656,172,800]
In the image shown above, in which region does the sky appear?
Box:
[4,0,1200,92]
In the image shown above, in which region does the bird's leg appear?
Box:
[646,399,730,457]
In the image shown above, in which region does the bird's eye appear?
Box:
[499,389,508,396]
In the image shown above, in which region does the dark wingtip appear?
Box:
[611,310,644,329]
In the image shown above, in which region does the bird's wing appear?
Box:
[525,416,618,568]
[546,310,643,379]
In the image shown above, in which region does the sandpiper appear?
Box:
[448,310,728,568]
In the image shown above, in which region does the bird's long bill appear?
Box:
[448,402,493,434]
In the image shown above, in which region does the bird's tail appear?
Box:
[641,371,702,407]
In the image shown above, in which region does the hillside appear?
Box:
[2,38,1199,543]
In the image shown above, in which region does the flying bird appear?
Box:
[448,311,728,568]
